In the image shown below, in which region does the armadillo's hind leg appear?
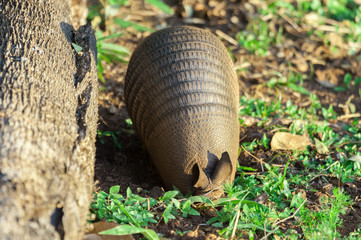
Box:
[191,152,233,198]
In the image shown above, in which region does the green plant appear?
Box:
[113,19,153,32]
[239,96,282,121]
[241,139,258,152]
[262,161,292,202]
[88,0,173,83]
[236,19,279,56]
[334,73,361,92]
[256,0,361,57]
[90,187,212,226]
[144,0,173,14]
[90,186,158,227]
[97,129,122,150]
[206,190,279,238]
[344,228,361,240]
[299,188,352,239]
[159,192,213,223]
[267,71,311,96]
[321,105,337,120]
[241,134,270,152]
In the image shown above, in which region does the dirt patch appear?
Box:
[150,214,220,240]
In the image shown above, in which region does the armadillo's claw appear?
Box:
[192,152,233,199]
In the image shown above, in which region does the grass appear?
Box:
[236,0,361,56]
[90,186,213,238]
[90,186,214,226]
[97,129,122,150]
[91,99,361,239]
[89,0,361,239]
[299,188,352,239]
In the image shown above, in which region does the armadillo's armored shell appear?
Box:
[124,26,239,197]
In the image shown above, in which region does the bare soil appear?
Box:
[90,0,361,238]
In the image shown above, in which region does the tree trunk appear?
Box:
[0,1,98,239]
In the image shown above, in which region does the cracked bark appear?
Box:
[0,1,98,239]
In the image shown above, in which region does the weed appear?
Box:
[144,0,173,14]
[334,73,361,92]
[299,188,352,239]
[239,96,282,121]
[345,228,361,240]
[114,19,153,32]
[90,187,211,226]
[236,19,278,56]
[90,186,157,227]
[97,129,122,150]
[267,71,311,96]
[88,0,172,83]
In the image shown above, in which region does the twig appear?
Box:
[243,172,260,175]
[239,115,360,130]
[264,222,267,239]
[276,199,306,225]
[308,173,336,183]
[318,25,342,33]
[279,12,302,32]
[337,113,361,120]
[260,199,306,240]
[230,210,240,240]
[239,135,247,142]
[215,30,239,46]
[330,141,361,150]
[241,145,265,172]
[325,161,340,171]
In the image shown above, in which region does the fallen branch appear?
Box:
[260,199,306,240]
[239,115,360,131]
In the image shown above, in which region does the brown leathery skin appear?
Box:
[124,26,239,198]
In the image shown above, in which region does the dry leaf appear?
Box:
[315,78,336,88]
[349,155,361,163]
[304,12,320,27]
[291,52,308,72]
[84,234,103,240]
[314,138,329,154]
[271,132,311,151]
[315,68,344,87]
[85,220,135,240]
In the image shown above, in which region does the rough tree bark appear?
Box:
[71,0,88,29]
[0,1,98,239]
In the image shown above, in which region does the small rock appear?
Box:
[109,105,118,114]
[206,233,219,239]
[186,230,197,238]
[204,207,218,218]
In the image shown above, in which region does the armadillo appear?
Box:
[124,26,239,198]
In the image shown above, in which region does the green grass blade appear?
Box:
[97,32,124,42]
[114,19,153,32]
[145,0,173,14]
[100,42,130,55]
[112,198,140,227]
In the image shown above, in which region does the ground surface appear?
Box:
[90,0,361,239]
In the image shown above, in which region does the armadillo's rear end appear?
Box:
[124,26,239,198]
